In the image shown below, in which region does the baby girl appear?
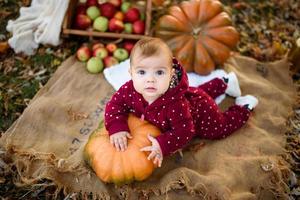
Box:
[105,37,258,167]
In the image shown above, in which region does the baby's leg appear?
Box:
[198,78,227,99]
[193,98,252,140]
[198,72,241,99]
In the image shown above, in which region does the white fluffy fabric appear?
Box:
[103,59,228,104]
[6,0,69,55]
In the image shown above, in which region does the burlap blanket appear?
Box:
[0,54,296,199]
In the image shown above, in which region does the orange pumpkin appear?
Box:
[84,114,161,185]
[155,0,239,75]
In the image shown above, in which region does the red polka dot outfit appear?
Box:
[105,59,250,156]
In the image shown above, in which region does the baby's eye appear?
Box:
[137,70,145,75]
[156,70,165,75]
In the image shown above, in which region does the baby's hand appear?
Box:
[140,134,163,167]
[110,131,133,151]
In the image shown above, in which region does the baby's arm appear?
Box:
[105,82,133,150]
[156,100,195,156]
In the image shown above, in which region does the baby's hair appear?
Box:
[130,37,173,65]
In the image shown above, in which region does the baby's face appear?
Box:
[130,51,173,104]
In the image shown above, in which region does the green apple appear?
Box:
[93,16,109,32]
[124,23,133,33]
[87,6,100,20]
[113,48,129,61]
[86,57,104,73]
[121,2,131,13]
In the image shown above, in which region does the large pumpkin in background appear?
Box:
[84,114,161,185]
[155,0,239,75]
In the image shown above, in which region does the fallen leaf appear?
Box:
[0,42,9,54]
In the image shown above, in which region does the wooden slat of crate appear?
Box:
[62,0,152,40]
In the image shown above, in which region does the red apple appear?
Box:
[104,56,119,67]
[133,20,145,34]
[108,0,122,7]
[124,8,140,23]
[92,42,105,51]
[76,4,87,15]
[99,2,116,19]
[109,18,124,32]
[114,11,124,21]
[75,14,92,29]
[93,47,108,59]
[77,46,91,62]
[123,41,135,53]
[86,0,97,7]
[106,43,117,53]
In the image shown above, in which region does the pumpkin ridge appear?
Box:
[93,138,114,182]
[111,151,125,185]
[175,36,195,72]
[194,38,214,75]
[121,150,134,184]
[201,35,231,64]
[180,0,200,30]
[198,0,223,25]
[204,12,232,29]
[205,26,239,48]
[157,15,191,32]
[168,5,193,30]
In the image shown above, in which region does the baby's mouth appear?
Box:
[145,87,157,92]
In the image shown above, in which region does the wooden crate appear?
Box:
[62,0,152,40]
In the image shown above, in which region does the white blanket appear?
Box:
[6,0,69,55]
[103,59,228,104]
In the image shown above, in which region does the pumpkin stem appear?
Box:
[192,27,202,39]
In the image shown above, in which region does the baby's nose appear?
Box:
[147,75,155,82]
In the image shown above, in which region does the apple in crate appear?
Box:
[100,2,116,19]
[114,11,124,21]
[106,43,117,54]
[125,8,140,23]
[87,57,104,73]
[108,0,122,7]
[109,18,124,32]
[121,1,131,13]
[133,20,145,34]
[92,42,105,51]
[123,41,135,53]
[93,16,109,32]
[124,23,133,33]
[93,47,108,59]
[75,14,92,29]
[86,0,97,7]
[76,4,87,15]
[77,46,91,62]
[86,6,100,20]
[113,48,129,61]
[104,56,119,67]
